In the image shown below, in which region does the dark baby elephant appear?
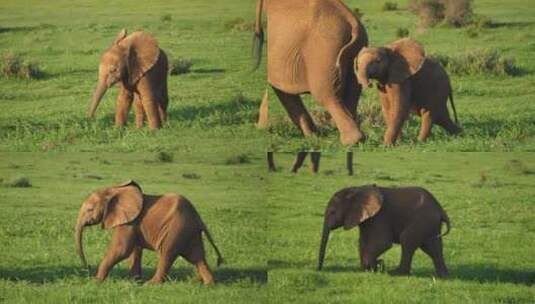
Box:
[318,184,451,278]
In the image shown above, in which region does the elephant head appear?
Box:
[75,180,143,268]
[318,185,383,270]
[88,29,160,118]
[354,38,426,88]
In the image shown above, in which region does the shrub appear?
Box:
[429,49,520,76]
[409,0,475,28]
[382,2,398,11]
[224,18,255,32]
[155,151,174,163]
[396,27,410,38]
[6,177,32,188]
[225,153,251,165]
[160,14,172,22]
[1,53,44,79]
[182,173,201,180]
[169,57,193,75]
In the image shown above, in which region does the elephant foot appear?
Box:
[388,268,410,276]
[434,269,449,279]
[340,131,365,146]
[147,277,164,284]
[376,259,385,272]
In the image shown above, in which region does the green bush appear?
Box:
[160,14,172,22]
[5,177,32,188]
[169,57,193,75]
[382,2,398,11]
[155,151,174,163]
[1,53,44,79]
[224,18,255,31]
[353,8,364,19]
[429,49,520,76]
[396,27,410,37]
[225,153,251,165]
[409,0,475,27]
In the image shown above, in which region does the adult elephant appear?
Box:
[88,29,169,130]
[254,0,367,173]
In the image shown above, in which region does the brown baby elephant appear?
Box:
[75,181,223,284]
[318,185,450,278]
[88,29,169,130]
[355,38,461,145]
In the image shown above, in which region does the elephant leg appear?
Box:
[391,224,426,276]
[272,87,316,137]
[257,89,269,129]
[323,99,364,145]
[115,87,134,128]
[310,152,320,173]
[134,95,145,128]
[291,152,308,173]
[346,152,354,176]
[418,109,433,142]
[267,152,276,172]
[96,226,136,281]
[149,250,177,284]
[360,240,392,272]
[182,236,215,285]
[383,84,411,145]
[421,237,449,278]
[342,74,362,120]
[140,97,162,130]
[158,82,169,123]
[435,113,462,136]
[127,246,143,280]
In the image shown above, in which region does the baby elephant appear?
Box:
[75,181,223,284]
[355,38,461,145]
[88,29,169,130]
[318,184,450,278]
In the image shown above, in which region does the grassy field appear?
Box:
[267,152,535,303]
[0,152,268,303]
[0,0,534,152]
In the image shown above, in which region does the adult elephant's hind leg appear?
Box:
[323,97,364,145]
[182,236,215,285]
[291,152,308,173]
[272,87,317,137]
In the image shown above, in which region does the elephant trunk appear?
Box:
[75,216,88,268]
[317,223,331,271]
[88,80,108,118]
[356,62,372,89]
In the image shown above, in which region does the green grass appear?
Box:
[267,152,535,302]
[1,152,534,302]
[0,152,268,303]
[0,0,533,152]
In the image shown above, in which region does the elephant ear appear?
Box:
[102,181,143,229]
[113,29,128,45]
[386,38,426,83]
[125,31,160,85]
[343,186,383,230]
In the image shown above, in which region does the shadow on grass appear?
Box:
[0,24,56,34]
[488,21,535,29]
[191,68,226,74]
[167,95,258,125]
[0,265,266,285]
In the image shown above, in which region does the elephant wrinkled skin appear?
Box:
[318,184,450,278]
[75,181,223,284]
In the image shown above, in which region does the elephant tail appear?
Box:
[201,222,224,267]
[436,209,451,239]
[448,91,459,125]
[252,0,265,71]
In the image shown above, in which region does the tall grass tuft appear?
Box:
[169,57,193,75]
[409,0,480,28]
[1,53,44,79]
[224,18,255,32]
[382,2,398,11]
[429,49,520,76]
